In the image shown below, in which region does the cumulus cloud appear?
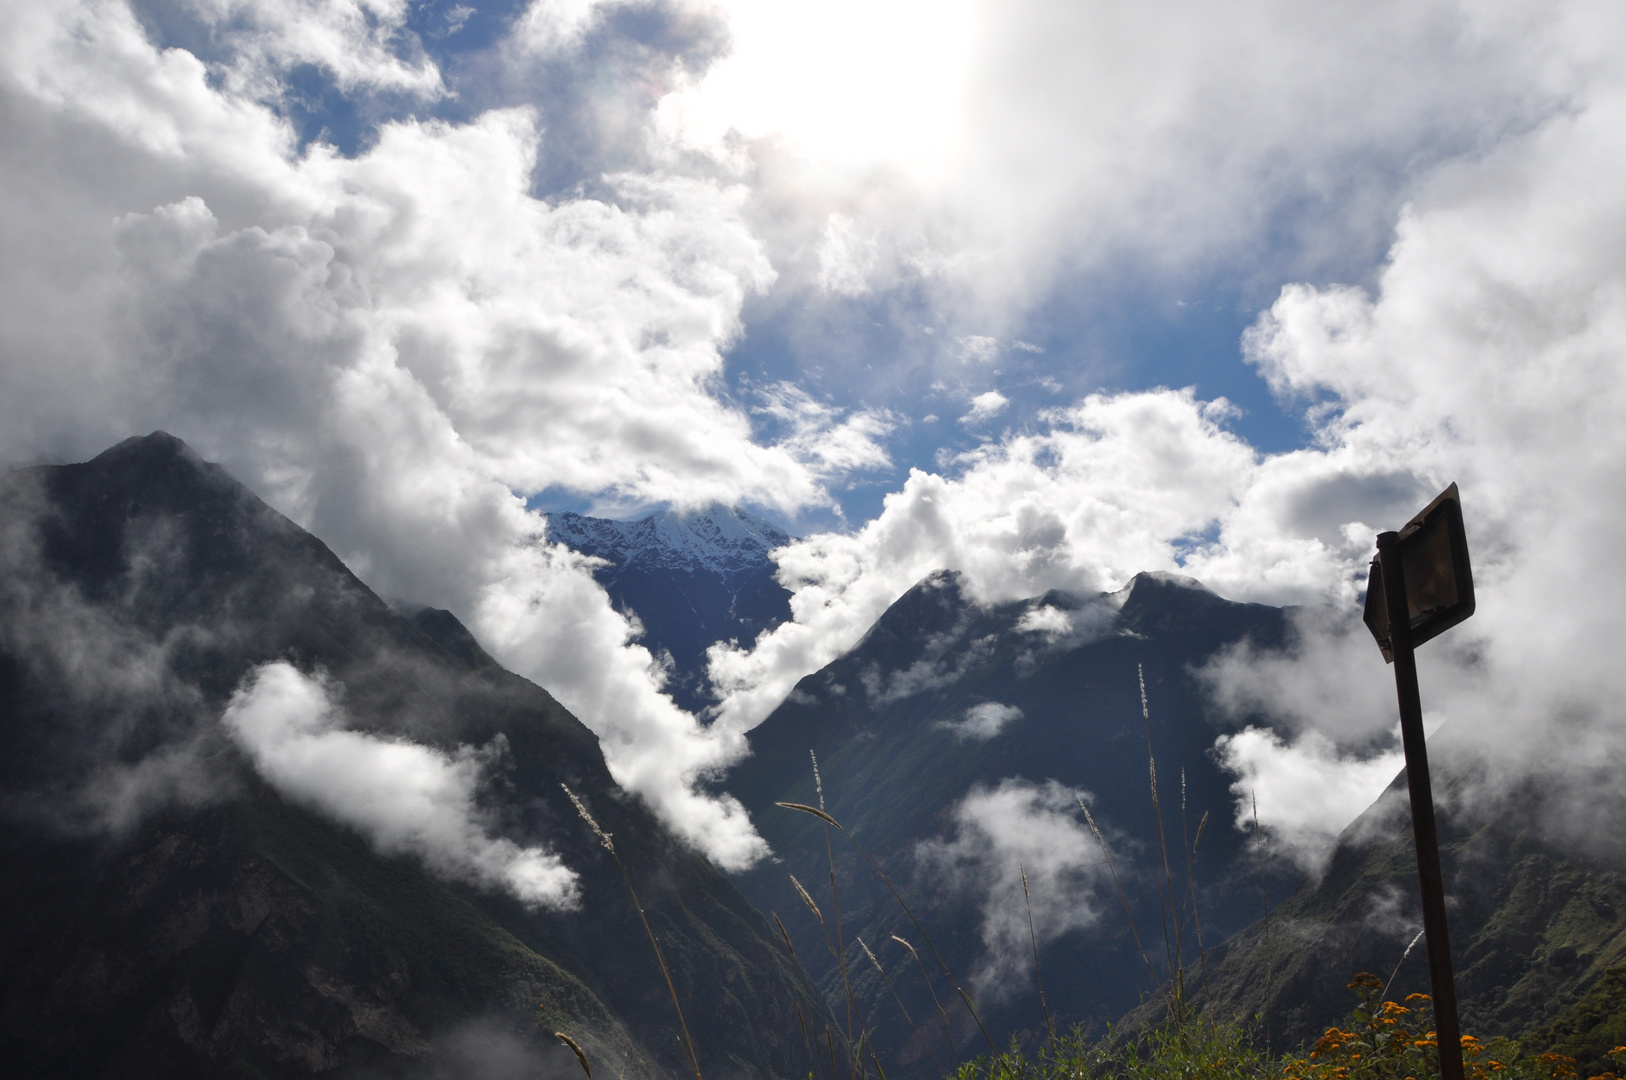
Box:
[1184,31,1626,854]
[937,701,1023,742]
[223,661,581,909]
[121,0,445,106]
[475,541,768,869]
[961,390,1008,425]
[1012,595,1119,657]
[707,388,1257,731]
[708,9,1626,863]
[513,0,607,57]
[0,0,903,867]
[1213,727,1405,874]
[915,779,1108,999]
[662,0,1578,328]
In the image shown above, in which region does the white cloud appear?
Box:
[474,540,769,870]
[168,0,444,101]
[937,701,1023,742]
[662,0,1580,327]
[961,390,1009,425]
[1197,606,1401,749]
[754,382,895,481]
[707,388,1257,731]
[1014,604,1071,637]
[512,0,605,56]
[956,335,1000,363]
[708,10,1626,864]
[816,212,879,296]
[222,662,581,909]
[1212,727,1404,875]
[915,778,1107,1000]
[0,0,909,868]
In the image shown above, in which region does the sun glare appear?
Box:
[662,0,979,184]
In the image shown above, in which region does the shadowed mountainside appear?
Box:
[722,568,1296,1074]
[0,432,823,1080]
[1179,769,1626,1066]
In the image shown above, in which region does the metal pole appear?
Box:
[1376,530,1464,1080]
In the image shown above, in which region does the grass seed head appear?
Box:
[1079,797,1104,842]
[561,783,614,853]
[552,1029,592,1078]
[790,874,824,923]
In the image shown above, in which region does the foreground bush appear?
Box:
[950,975,1620,1080]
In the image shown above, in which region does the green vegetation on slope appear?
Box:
[951,974,1615,1080]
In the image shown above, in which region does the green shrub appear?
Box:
[947,975,1611,1080]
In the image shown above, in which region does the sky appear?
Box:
[3,0,1626,874]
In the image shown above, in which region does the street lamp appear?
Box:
[1362,482,1475,1080]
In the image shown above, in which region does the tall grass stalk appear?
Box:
[892,933,958,1058]
[794,1001,824,1080]
[1079,797,1174,1014]
[1382,930,1425,1004]
[1019,862,1057,1056]
[1182,790,1213,1006]
[562,785,702,1080]
[859,936,944,1075]
[788,874,866,1074]
[1140,664,1185,1021]
[553,1030,593,1079]
[811,751,864,1079]
[1252,790,1272,1052]
[776,910,834,1080]
[776,799,998,1054]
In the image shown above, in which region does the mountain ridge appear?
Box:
[542,504,796,714]
[545,505,792,583]
[0,431,821,1080]
[721,565,1296,1074]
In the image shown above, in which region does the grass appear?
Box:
[948,974,1605,1080]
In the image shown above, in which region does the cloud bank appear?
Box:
[223,662,580,909]
[938,702,1024,743]
[915,779,1108,999]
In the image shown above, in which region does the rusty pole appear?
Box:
[1376,530,1464,1080]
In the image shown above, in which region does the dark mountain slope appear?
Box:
[1182,772,1626,1057]
[0,433,821,1080]
[722,569,1294,1072]
[543,507,793,715]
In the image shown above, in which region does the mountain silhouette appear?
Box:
[0,433,820,1079]
[722,568,1296,1072]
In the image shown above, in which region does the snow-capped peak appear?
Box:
[543,505,793,581]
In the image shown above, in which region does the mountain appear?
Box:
[1181,768,1626,1067]
[720,568,1297,1074]
[0,433,822,1080]
[543,507,793,715]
